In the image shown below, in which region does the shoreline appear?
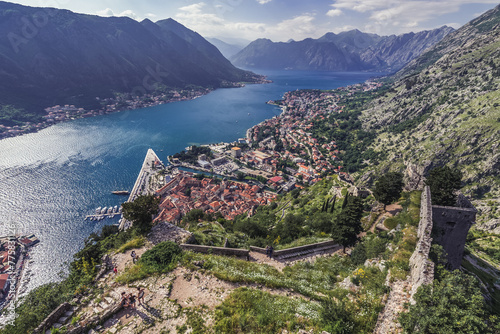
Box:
[0,78,270,142]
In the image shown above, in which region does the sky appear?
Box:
[7,0,500,43]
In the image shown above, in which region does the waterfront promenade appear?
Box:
[119,149,163,230]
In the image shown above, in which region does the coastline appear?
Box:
[0,78,270,142]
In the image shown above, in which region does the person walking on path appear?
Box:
[269,245,274,258]
[113,266,118,275]
[128,293,136,308]
[265,245,270,258]
[131,251,137,264]
[121,291,129,308]
[137,287,145,305]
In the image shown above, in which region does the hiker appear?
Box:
[269,245,274,258]
[113,266,118,275]
[131,250,137,263]
[265,245,270,257]
[121,291,129,308]
[137,287,145,305]
[128,293,136,308]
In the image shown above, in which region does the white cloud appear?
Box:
[328,0,499,34]
[257,0,272,4]
[326,9,342,17]
[146,13,157,19]
[175,2,319,41]
[96,8,114,17]
[118,10,138,20]
[96,8,138,20]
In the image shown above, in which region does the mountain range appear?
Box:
[0,1,260,114]
[231,26,454,72]
[356,4,500,226]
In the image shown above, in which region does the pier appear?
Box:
[119,149,163,230]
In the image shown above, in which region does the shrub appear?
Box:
[140,241,182,272]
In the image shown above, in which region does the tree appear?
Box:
[330,196,337,214]
[122,195,160,233]
[399,271,488,334]
[373,172,404,209]
[332,196,363,252]
[425,166,462,206]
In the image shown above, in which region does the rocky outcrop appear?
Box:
[148,222,192,245]
[403,162,433,191]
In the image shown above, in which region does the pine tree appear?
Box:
[342,192,349,209]
[330,196,336,214]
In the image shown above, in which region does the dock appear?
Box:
[119,148,163,230]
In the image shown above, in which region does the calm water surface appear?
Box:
[0,70,382,292]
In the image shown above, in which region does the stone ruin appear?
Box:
[409,186,476,299]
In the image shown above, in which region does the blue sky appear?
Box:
[8,0,499,42]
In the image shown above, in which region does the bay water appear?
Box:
[0,70,382,292]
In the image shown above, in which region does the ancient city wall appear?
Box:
[250,240,339,259]
[408,186,435,299]
[432,200,476,270]
[408,186,476,298]
[180,244,249,259]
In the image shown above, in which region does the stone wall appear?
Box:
[250,240,338,259]
[408,186,477,299]
[432,203,476,270]
[33,302,72,333]
[180,244,249,259]
[408,187,435,299]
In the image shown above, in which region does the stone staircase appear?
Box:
[45,306,76,334]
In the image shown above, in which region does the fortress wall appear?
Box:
[408,186,435,300]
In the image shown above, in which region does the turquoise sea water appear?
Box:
[0,70,382,291]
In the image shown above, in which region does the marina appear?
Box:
[85,205,122,221]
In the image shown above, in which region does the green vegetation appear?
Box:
[0,224,141,334]
[122,195,160,233]
[425,166,462,206]
[0,104,41,127]
[171,145,212,164]
[373,172,404,208]
[117,241,181,284]
[332,195,364,252]
[116,236,146,253]
[399,271,497,333]
[214,288,320,333]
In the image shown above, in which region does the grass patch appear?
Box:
[116,241,181,283]
[116,236,146,253]
[214,287,320,333]
[181,251,354,299]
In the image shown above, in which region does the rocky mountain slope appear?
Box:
[206,37,245,59]
[0,2,259,114]
[230,27,453,72]
[356,4,500,226]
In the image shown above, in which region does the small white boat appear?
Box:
[96,207,101,214]
[113,205,118,213]
[101,207,107,215]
